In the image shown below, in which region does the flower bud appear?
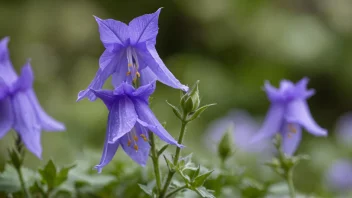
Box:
[180,81,200,114]
[218,124,234,162]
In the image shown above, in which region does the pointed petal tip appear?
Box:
[93,15,103,22]
[0,37,10,45]
[94,165,103,173]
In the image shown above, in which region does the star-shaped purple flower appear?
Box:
[252,78,327,155]
[0,37,65,158]
[78,8,188,102]
[91,81,183,172]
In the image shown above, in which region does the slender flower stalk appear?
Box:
[149,132,162,193]
[286,169,295,198]
[165,185,187,198]
[160,117,188,198]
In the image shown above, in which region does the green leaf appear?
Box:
[0,164,36,193]
[163,155,175,172]
[191,165,201,180]
[186,104,216,122]
[195,186,216,198]
[193,170,213,187]
[157,144,169,157]
[38,159,57,188]
[138,184,153,196]
[166,100,182,120]
[55,164,76,187]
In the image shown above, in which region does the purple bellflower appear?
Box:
[78,8,188,102]
[0,37,65,158]
[91,81,183,172]
[326,159,352,192]
[204,109,269,153]
[325,113,352,192]
[252,78,327,155]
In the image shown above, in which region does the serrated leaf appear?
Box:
[138,184,153,196]
[195,186,216,198]
[193,170,213,187]
[157,144,169,157]
[166,100,182,120]
[39,159,57,188]
[55,164,76,187]
[186,104,216,122]
[192,165,201,180]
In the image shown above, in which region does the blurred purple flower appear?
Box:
[0,37,65,158]
[204,110,269,153]
[91,82,183,172]
[335,113,352,146]
[326,159,352,191]
[78,8,188,102]
[252,78,327,155]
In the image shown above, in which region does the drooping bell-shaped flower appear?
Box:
[0,37,65,158]
[91,81,183,172]
[77,8,188,102]
[252,78,327,155]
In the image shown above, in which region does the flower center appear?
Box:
[126,47,141,83]
[287,123,297,138]
[126,127,149,151]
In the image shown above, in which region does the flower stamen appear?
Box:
[134,144,139,151]
[140,134,148,142]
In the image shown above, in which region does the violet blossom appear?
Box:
[0,37,65,158]
[252,78,327,155]
[91,81,183,172]
[78,8,188,102]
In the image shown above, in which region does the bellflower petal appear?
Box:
[77,51,123,101]
[94,16,129,50]
[139,67,157,86]
[137,42,188,91]
[128,8,161,45]
[264,81,282,102]
[295,77,315,99]
[0,98,13,138]
[0,37,17,84]
[94,132,120,173]
[134,99,182,147]
[0,78,8,100]
[27,90,65,131]
[132,81,156,102]
[12,92,42,158]
[107,96,137,143]
[280,123,302,155]
[286,99,327,136]
[120,124,150,166]
[11,62,34,93]
[252,104,285,143]
[90,89,116,110]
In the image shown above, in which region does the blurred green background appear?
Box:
[1,0,352,196]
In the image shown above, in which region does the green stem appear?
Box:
[165,185,187,198]
[16,167,31,198]
[159,121,188,198]
[286,169,295,198]
[150,133,162,193]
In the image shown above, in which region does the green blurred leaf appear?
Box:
[195,186,215,198]
[193,170,213,187]
[157,144,169,157]
[38,159,57,188]
[0,164,36,193]
[55,164,76,187]
[138,184,152,196]
[186,104,216,122]
[166,100,183,120]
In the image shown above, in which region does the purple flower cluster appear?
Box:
[0,37,65,158]
[77,8,187,171]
